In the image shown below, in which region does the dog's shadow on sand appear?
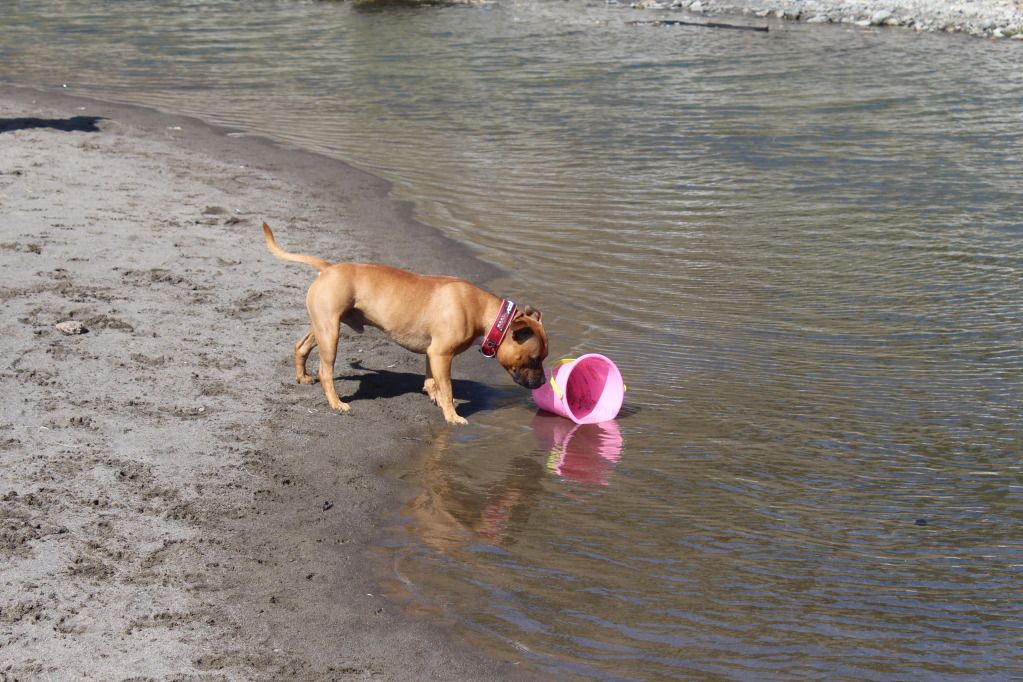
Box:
[340,361,495,418]
[0,116,104,134]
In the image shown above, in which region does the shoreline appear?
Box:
[627,0,1023,38]
[0,84,527,679]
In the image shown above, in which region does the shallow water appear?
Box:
[4,1,1022,678]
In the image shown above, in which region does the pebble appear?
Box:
[56,320,86,335]
[870,9,893,25]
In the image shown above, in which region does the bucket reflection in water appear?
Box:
[531,413,623,486]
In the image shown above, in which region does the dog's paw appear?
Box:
[297,374,316,385]
[422,379,438,403]
[446,414,468,426]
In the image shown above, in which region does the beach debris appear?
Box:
[322,500,334,512]
[629,18,768,32]
[55,320,86,335]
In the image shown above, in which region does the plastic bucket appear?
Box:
[531,353,624,424]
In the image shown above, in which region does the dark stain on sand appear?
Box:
[0,116,103,134]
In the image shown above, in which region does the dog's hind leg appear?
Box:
[294,329,316,384]
[309,306,348,412]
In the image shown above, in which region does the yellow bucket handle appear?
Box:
[548,358,575,400]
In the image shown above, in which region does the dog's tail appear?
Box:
[263,222,331,271]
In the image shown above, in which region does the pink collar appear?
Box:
[480,299,517,358]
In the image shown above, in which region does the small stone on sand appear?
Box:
[56,320,86,335]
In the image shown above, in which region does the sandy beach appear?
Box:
[0,85,529,680]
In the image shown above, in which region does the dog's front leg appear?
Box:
[426,349,466,425]
[423,357,439,404]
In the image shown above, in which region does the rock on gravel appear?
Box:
[55,320,86,335]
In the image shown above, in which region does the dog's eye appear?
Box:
[512,327,534,344]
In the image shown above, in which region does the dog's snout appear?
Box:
[514,369,546,390]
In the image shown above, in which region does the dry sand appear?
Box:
[0,84,532,680]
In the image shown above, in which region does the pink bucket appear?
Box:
[531,354,624,424]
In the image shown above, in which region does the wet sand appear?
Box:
[0,84,530,680]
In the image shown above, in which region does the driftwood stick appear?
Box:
[629,19,769,32]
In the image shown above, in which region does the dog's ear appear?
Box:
[522,305,543,324]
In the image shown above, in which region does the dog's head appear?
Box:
[496,305,549,390]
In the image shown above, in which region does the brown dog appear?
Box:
[263,223,548,424]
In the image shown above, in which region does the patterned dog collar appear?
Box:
[480,299,517,358]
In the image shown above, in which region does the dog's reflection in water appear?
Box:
[406,416,623,550]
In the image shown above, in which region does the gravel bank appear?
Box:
[627,0,1023,38]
